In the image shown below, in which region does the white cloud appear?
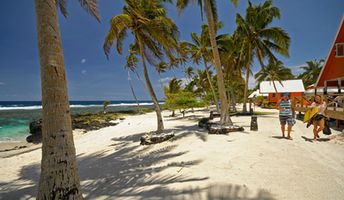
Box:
[81,58,86,64]
[81,70,87,75]
[160,77,173,84]
[159,76,189,87]
[0,82,4,85]
[287,63,306,75]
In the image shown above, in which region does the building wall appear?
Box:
[268,92,303,103]
[317,19,344,87]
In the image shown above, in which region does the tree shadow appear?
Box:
[126,183,276,200]
[0,140,206,200]
[111,124,210,144]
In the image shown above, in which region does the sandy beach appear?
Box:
[1,107,344,200]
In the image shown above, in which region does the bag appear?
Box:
[323,120,332,135]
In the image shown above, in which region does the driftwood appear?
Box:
[140,132,175,145]
[208,124,244,134]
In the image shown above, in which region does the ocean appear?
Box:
[0,101,156,142]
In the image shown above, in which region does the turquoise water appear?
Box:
[0,118,30,142]
[0,101,158,142]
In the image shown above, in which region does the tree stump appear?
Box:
[250,115,258,131]
[140,132,175,145]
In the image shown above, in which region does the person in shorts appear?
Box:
[310,95,328,141]
[276,93,295,139]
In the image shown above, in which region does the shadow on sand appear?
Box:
[112,124,210,143]
[0,141,206,199]
[1,118,275,199]
[301,136,331,143]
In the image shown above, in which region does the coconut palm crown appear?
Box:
[235,0,290,112]
[103,0,179,133]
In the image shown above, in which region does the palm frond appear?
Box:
[56,0,68,17]
[78,0,101,22]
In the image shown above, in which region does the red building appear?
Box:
[316,16,344,89]
[259,80,305,103]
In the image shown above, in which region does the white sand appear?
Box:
[1,108,344,200]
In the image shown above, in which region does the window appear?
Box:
[335,43,344,57]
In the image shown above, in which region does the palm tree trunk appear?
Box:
[35,0,82,199]
[203,57,219,113]
[138,40,164,133]
[128,70,141,112]
[243,65,250,113]
[204,0,232,125]
[272,80,278,93]
[257,49,266,69]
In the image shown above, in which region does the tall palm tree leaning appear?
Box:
[235,0,290,113]
[255,59,294,93]
[181,24,223,112]
[34,0,99,199]
[177,0,238,125]
[104,0,179,133]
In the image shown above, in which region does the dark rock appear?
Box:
[26,112,122,143]
[29,119,42,135]
[140,132,175,145]
[26,133,41,143]
[198,117,210,128]
[208,124,244,134]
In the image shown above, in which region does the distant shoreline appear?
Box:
[0,100,164,111]
[0,102,158,143]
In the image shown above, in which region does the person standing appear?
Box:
[276,93,295,139]
[311,95,328,141]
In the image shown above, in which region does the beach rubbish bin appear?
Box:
[250,115,258,131]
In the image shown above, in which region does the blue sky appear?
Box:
[0,0,343,101]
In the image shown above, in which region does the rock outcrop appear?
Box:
[27,112,122,143]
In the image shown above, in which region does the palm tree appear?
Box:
[235,0,290,112]
[164,78,183,94]
[156,61,169,89]
[34,0,99,199]
[163,78,182,116]
[104,0,179,133]
[184,66,195,81]
[298,59,324,88]
[182,24,222,112]
[177,0,238,125]
[255,59,294,93]
[125,49,142,111]
[195,68,212,97]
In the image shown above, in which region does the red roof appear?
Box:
[316,15,344,87]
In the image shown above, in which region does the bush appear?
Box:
[164,91,204,117]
